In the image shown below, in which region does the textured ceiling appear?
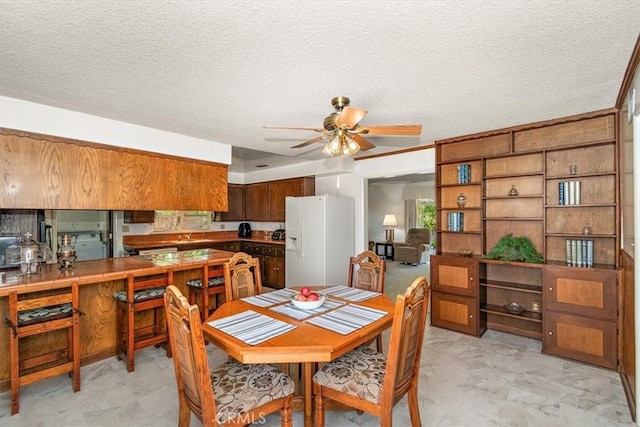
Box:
[1,1,639,173]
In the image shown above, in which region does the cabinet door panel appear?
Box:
[264,256,285,289]
[431,255,477,297]
[543,311,617,369]
[544,266,617,320]
[431,291,480,336]
[244,183,270,221]
[220,184,244,221]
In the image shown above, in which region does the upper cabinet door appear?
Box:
[244,183,270,221]
[220,184,245,221]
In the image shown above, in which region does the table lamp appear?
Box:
[382,214,397,242]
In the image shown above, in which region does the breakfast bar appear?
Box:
[0,248,236,391]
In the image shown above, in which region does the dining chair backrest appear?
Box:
[383,276,430,408]
[223,252,263,302]
[164,285,217,425]
[347,250,385,293]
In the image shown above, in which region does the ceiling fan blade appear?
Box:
[335,106,368,129]
[350,133,376,151]
[264,126,325,132]
[357,124,423,136]
[291,135,328,148]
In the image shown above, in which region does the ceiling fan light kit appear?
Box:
[322,133,361,157]
[267,96,423,158]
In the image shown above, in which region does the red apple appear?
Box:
[300,287,311,297]
[307,292,319,301]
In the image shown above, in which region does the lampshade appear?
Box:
[322,131,361,158]
[382,214,397,227]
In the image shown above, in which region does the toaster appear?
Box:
[272,229,285,241]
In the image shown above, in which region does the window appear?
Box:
[153,211,211,232]
[416,200,436,231]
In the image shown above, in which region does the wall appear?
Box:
[315,148,437,254]
[0,96,231,165]
[368,182,407,243]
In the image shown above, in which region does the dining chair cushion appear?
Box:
[186,276,225,288]
[211,360,295,420]
[313,345,386,404]
[112,287,166,302]
[13,303,73,326]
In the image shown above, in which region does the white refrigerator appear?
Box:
[285,195,354,288]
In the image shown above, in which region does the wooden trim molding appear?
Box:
[616,34,640,109]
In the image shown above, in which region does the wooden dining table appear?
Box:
[201,286,395,427]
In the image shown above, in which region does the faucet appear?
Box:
[185,232,192,241]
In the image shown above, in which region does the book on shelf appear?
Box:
[565,238,594,268]
[447,212,464,232]
[558,180,581,205]
[456,164,471,184]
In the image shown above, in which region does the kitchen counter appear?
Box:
[0,248,238,387]
[0,248,237,296]
[123,232,285,251]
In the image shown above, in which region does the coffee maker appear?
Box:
[238,223,251,238]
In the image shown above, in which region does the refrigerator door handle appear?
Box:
[297,221,303,261]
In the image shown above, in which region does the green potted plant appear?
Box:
[484,234,544,263]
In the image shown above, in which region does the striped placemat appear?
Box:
[241,288,298,308]
[270,298,344,320]
[306,304,388,335]
[207,310,296,345]
[322,285,380,302]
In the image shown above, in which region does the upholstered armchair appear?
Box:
[393,228,431,264]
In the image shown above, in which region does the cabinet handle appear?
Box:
[548,287,553,291]
[469,277,474,281]
[548,331,553,335]
[469,314,474,319]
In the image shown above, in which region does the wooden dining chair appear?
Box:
[164,285,294,427]
[313,276,430,427]
[348,250,386,351]
[223,252,263,302]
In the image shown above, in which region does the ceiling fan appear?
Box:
[265,96,422,157]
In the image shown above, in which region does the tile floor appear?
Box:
[0,324,633,426]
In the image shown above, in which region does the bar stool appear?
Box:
[5,282,83,415]
[113,269,172,372]
[187,263,226,322]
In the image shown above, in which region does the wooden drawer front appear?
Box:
[544,267,617,320]
[265,246,284,258]
[543,311,617,369]
[432,262,476,297]
[431,292,479,336]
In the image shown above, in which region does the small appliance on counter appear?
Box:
[57,233,77,270]
[238,222,252,238]
[0,236,20,270]
[272,229,285,241]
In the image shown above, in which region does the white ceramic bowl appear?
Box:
[290,293,326,310]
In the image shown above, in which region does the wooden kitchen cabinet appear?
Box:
[543,265,618,368]
[240,241,285,289]
[269,177,315,222]
[124,210,155,224]
[244,183,271,221]
[220,184,244,221]
[244,177,315,222]
[430,254,483,336]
